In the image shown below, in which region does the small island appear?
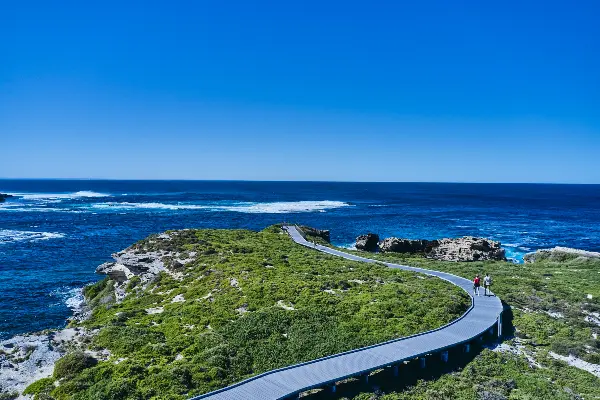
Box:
[0,193,14,203]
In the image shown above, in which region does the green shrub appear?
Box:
[126,276,141,291]
[53,351,97,380]
[23,377,55,399]
[83,278,108,301]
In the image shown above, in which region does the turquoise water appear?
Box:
[1,180,599,339]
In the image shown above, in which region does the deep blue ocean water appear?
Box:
[1,180,600,340]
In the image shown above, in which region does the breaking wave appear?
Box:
[92,200,351,214]
[0,230,66,244]
[7,191,111,200]
[50,287,85,311]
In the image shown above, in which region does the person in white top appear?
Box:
[483,274,492,296]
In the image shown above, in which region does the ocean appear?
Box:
[1,180,600,340]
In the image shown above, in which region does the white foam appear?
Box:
[0,205,67,213]
[50,287,85,310]
[0,230,66,244]
[92,200,351,214]
[221,200,351,213]
[65,288,85,310]
[92,202,193,210]
[7,191,111,200]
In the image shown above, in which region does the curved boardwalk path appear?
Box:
[191,226,503,400]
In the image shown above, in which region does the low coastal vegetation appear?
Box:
[23,226,469,399]
[18,226,600,399]
[340,246,600,399]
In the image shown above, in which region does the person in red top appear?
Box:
[473,274,481,296]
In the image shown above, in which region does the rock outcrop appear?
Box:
[96,231,195,301]
[524,247,600,263]
[379,238,438,253]
[96,250,166,283]
[426,237,506,262]
[0,193,14,203]
[355,233,380,251]
[298,226,330,242]
[376,235,505,262]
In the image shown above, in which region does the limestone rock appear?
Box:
[426,237,506,262]
[524,247,600,263]
[95,230,197,301]
[355,233,380,251]
[379,237,438,253]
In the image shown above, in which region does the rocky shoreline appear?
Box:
[0,328,100,398]
[0,231,186,398]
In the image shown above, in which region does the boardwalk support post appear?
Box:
[441,351,449,363]
[420,357,426,368]
[498,311,503,338]
[393,365,399,377]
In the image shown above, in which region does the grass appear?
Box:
[27,225,469,400]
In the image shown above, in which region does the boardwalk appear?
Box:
[190,225,503,400]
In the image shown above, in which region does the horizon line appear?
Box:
[1,177,599,185]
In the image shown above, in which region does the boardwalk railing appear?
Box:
[190,226,503,400]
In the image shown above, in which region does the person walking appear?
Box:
[473,274,481,296]
[484,273,493,296]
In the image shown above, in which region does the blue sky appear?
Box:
[1,0,599,182]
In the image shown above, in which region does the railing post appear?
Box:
[331,384,336,393]
[364,373,369,383]
[393,364,399,377]
[419,357,426,368]
[464,343,470,353]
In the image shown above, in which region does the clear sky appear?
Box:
[1,1,599,183]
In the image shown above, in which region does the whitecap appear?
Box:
[0,206,67,213]
[92,200,351,214]
[92,202,197,211]
[221,201,351,213]
[6,191,111,200]
[0,230,66,244]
